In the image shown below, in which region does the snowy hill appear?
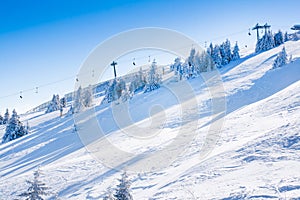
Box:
[1,40,300,199]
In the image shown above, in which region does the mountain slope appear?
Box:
[0,40,300,199]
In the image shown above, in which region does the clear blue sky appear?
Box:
[0,0,299,114]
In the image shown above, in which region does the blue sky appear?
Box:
[0,0,299,114]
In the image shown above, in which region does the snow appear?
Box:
[1,40,300,199]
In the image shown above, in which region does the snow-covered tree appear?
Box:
[0,114,3,125]
[114,172,133,200]
[19,169,50,200]
[273,47,288,69]
[2,109,28,143]
[72,86,84,113]
[284,31,289,42]
[102,79,118,104]
[3,108,9,124]
[212,45,222,68]
[207,43,214,57]
[60,97,67,108]
[274,30,284,47]
[82,85,93,107]
[255,31,275,52]
[116,78,126,100]
[144,61,161,93]
[45,94,61,113]
[129,68,146,94]
[232,42,240,60]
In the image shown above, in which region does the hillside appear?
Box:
[1,40,300,199]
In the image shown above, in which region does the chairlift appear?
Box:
[35,87,38,93]
[133,58,136,66]
[20,91,23,99]
[148,56,151,62]
[248,28,251,36]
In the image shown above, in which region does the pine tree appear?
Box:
[0,114,3,125]
[73,86,84,113]
[3,108,9,124]
[284,31,289,42]
[129,68,146,94]
[45,94,61,113]
[186,48,196,78]
[274,30,284,47]
[82,85,93,107]
[114,172,133,200]
[212,45,222,68]
[273,47,288,69]
[101,79,118,104]
[60,97,67,108]
[224,39,232,63]
[19,169,50,200]
[2,109,28,143]
[144,61,161,93]
[207,43,214,57]
[255,31,275,52]
[116,78,126,100]
[232,42,240,60]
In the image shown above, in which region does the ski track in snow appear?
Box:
[0,40,300,199]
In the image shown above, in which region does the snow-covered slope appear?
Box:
[1,41,300,199]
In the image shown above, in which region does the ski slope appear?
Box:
[1,40,300,199]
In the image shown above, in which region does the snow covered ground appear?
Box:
[1,40,300,199]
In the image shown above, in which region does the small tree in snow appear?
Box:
[129,68,146,94]
[114,172,133,200]
[212,45,222,68]
[273,47,288,69]
[0,114,3,125]
[19,169,50,200]
[3,108,9,124]
[284,31,289,42]
[274,30,284,47]
[45,94,61,113]
[232,42,240,60]
[2,109,28,143]
[72,86,84,113]
[255,31,275,52]
[82,85,93,107]
[102,79,118,104]
[144,61,161,93]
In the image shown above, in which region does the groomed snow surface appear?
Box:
[1,40,300,199]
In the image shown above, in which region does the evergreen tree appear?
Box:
[2,109,28,143]
[82,85,93,107]
[19,169,50,200]
[224,39,232,63]
[284,31,289,42]
[45,94,61,113]
[212,45,222,68]
[3,108,9,124]
[144,61,161,93]
[232,42,240,60]
[273,47,288,69]
[219,43,228,66]
[207,43,214,57]
[129,68,146,94]
[116,78,126,100]
[186,48,196,78]
[0,114,3,125]
[101,79,118,104]
[60,97,67,108]
[114,172,133,200]
[73,86,84,113]
[274,30,284,47]
[255,31,275,52]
